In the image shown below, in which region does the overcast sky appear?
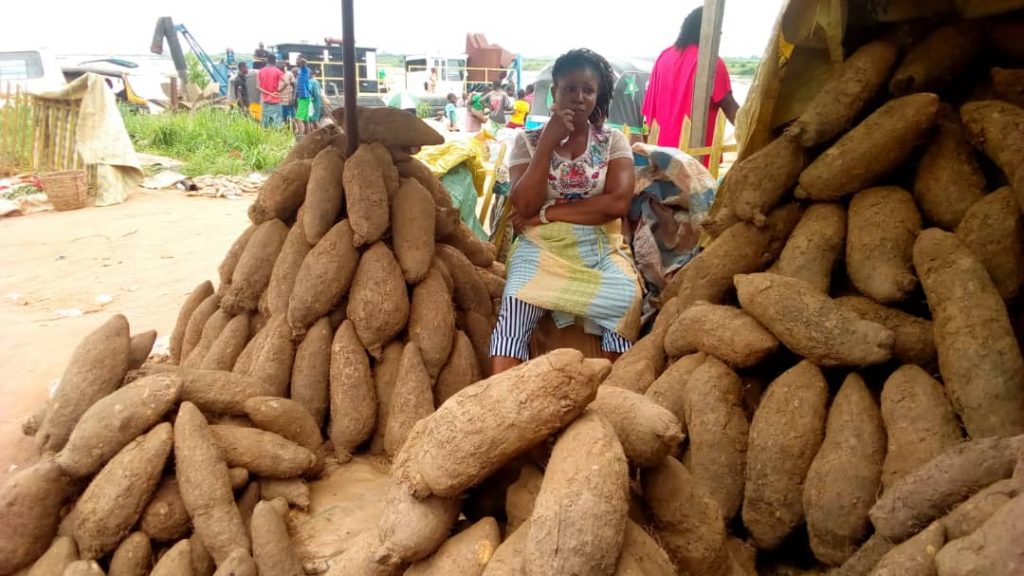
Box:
[5,0,783,59]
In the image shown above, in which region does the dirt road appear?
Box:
[0,189,249,477]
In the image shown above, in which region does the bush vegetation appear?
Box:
[724,57,760,77]
[120,106,293,176]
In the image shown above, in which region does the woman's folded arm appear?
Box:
[510,143,557,218]
[542,156,635,225]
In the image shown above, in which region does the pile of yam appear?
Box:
[649,9,1024,576]
[6,11,1024,576]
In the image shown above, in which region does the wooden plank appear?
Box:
[49,103,58,170]
[31,98,41,171]
[62,105,71,170]
[6,86,20,169]
[7,85,16,168]
[69,106,81,169]
[479,142,508,229]
[648,119,660,145]
[679,116,692,151]
[689,0,726,150]
[11,88,21,168]
[46,103,55,171]
[19,88,29,169]
[686,143,738,156]
[39,101,48,171]
[65,102,77,171]
[23,89,32,169]
[55,103,65,170]
[707,108,727,178]
[55,104,65,172]
[0,87,8,168]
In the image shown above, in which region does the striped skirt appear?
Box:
[502,222,643,342]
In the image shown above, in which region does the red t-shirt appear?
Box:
[257,66,284,104]
[642,45,731,154]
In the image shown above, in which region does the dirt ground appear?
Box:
[0,189,250,479]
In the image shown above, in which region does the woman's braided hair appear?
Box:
[551,48,616,127]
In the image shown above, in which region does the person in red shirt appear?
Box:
[257,54,285,128]
[642,7,739,165]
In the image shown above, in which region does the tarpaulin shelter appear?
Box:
[36,73,143,206]
[528,58,653,131]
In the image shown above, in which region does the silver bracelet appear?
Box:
[539,202,554,224]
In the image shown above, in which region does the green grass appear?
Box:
[724,57,760,77]
[120,106,294,176]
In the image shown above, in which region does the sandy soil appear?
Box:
[0,189,250,479]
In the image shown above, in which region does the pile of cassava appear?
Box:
[6,15,1024,576]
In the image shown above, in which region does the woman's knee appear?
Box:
[601,329,632,355]
[489,297,546,361]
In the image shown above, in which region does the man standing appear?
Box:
[294,56,312,137]
[642,7,738,163]
[278,61,297,130]
[253,42,269,70]
[428,67,439,94]
[485,79,511,126]
[257,54,284,128]
[231,61,250,116]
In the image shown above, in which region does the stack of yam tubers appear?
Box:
[649,12,1024,576]
[6,12,1024,576]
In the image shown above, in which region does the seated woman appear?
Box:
[489,48,642,375]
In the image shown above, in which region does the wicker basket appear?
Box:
[41,170,89,211]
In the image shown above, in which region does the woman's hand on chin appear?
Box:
[540,104,575,146]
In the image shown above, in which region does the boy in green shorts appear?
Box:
[294,56,312,137]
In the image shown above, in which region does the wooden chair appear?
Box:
[529,315,604,359]
[478,142,507,230]
[648,109,737,179]
[479,143,518,255]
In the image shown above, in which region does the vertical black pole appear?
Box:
[342,0,359,156]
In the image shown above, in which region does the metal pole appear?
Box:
[342,0,359,156]
[688,0,726,150]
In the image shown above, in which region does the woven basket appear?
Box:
[41,170,89,211]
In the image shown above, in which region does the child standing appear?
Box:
[444,93,459,131]
[507,89,530,129]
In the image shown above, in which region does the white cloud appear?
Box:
[5,0,783,59]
